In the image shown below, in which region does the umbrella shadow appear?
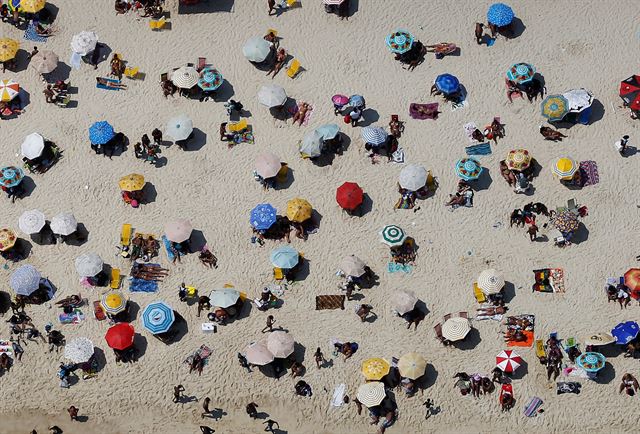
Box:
[154,156,168,168]
[352,192,373,217]
[292,258,310,282]
[275,166,294,190]
[189,229,207,253]
[622,146,638,158]
[12,49,30,73]
[178,0,234,13]
[455,328,482,350]
[501,18,526,39]
[311,152,335,168]
[133,334,148,359]
[42,2,60,23]
[349,0,359,17]
[421,363,439,390]
[271,102,293,121]
[183,128,207,152]
[571,223,589,244]
[293,342,306,363]
[472,168,492,191]
[595,362,616,384]
[589,99,605,124]
[510,358,528,380]
[17,88,30,110]
[359,109,380,127]
[66,223,89,246]
[127,300,140,322]
[234,300,253,321]
[502,281,516,303]
[142,182,158,204]
[0,291,12,315]
[48,61,72,83]
[212,80,235,103]
[17,177,36,200]
[92,347,108,372]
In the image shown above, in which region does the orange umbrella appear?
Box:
[624,268,640,293]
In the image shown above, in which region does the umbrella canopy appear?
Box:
[323,0,346,4]
[243,36,271,63]
[21,133,45,160]
[164,219,193,243]
[101,291,127,315]
[197,67,223,91]
[171,66,199,89]
[299,130,324,158]
[399,164,428,191]
[435,73,460,95]
[611,321,640,345]
[70,31,98,56]
[385,30,415,54]
[267,331,295,358]
[142,301,175,335]
[362,358,390,381]
[620,75,640,111]
[0,38,19,62]
[255,152,282,179]
[442,316,471,341]
[336,182,364,210]
[506,149,532,171]
[258,84,287,108]
[361,126,388,146]
[18,209,45,234]
[339,255,366,277]
[166,114,193,141]
[0,166,24,188]
[50,212,77,235]
[496,349,523,373]
[506,63,535,84]
[583,333,615,347]
[379,225,406,247]
[576,352,606,372]
[118,174,145,192]
[286,198,312,223]
[624,268,640,292]
[30,50,58,74]
[487,3,514,26]
[552,157,578,180]
[398,352,427,379]
[356,382,386,408]
[349,95,365,108]
[89,121,115,145]
[0,79,20,102]
[75,253,103,277]
[105,323,135,350]
[541,95,569,122]
[209,288,240,308]
[551,210,579,234]
[64,337,95,364]
[250,203,277,230]
[477,269,505,294]
[270,246,299,269]
[316,123,340,140]
[563,88,593,112]
[19,0,46,13]
[455,157,483,181]
[0,228,17,252]
[244,341,274,365]
[10,265,41,296]
[392,289,418,315]
[332,94,349,106]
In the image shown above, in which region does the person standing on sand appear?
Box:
[246,402,259,418]
[314,347,325,369]
[48,427,63,434]
[527,224,538,241]
[238,353,252,373]
[262,315,275,333]
[199,427,215,434]
[263,419,279,432]
[67,405,79,421]
[173,384,185,403]
[201,397,212,419]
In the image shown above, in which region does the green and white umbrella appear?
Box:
[379,225,406,247]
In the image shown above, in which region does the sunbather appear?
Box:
[620,373,639,396]
[506,79,523,102]
[292,102,310,126]
[96,77,127,89]
[198,246,218,268]
[539,125,567,141]
[425,42,457,55]
[267,48,286,78]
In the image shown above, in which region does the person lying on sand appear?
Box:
[96,77,127,89]
[539,125,567,141]
[292,102,310,126]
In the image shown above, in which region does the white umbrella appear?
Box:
[477,269,505,294]
[398,164,428,191]
[243,36,272,63]
[70,31,98,56]
[441,317,471,341]
[266,331,295,358]
[166,114,193,141]
[392,289,418,315]
[21,133,45,159]
[30,50,59,74]
[50,212,77,235]
[356,382,386,407]
[18,209,46,234]
[244,341,274,366]
[64,337,95,363]
[563,88,593,112]
[75,253,104,277]
[255,152,282,178]
[171,66,199,89]
[339,255,366,277]
[299,130,324,158]
[258,84,287,108]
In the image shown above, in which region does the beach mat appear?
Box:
[579,160,599,186]
[387,262,412,273]
[465,142,491,156]
[331,383,346,407]
[162,235,175,262]
[523,397,543,417]
[550,268,565,293]
[409,103,439,120]
[58,309,85,324]
[508,330,534,347]
[129,277,159,293]
[93,301,106,321]
[24,22,48,43]
[315,295,345,310]
[184,344,213,367]
[556,382,581,395]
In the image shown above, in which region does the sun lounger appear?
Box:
[93,301,106,321]
[287,59,301,78]
[535,339,545,358]
[121,224,132,247]
[228,119,248,133]
[149,17,166,31]
[197,57,206,71]
[124,67,139,79]
[273,267,284,281]
[473,282,486,303]
[110,268,121,289]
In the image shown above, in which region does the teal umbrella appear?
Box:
[270,246,299,269]
[316,123,340,140]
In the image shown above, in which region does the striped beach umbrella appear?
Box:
[0,166,25,188]
[506,149,532,171]
[477,269,505,294]
[10,265,41,296]
[361,127,388,146]
[496,349,523,373]
[0,79,19,102]
[441,316,471,341]
[361,358,390,381]
[356,382,386,408]
[506,63,535,84]
[398,353,427,379]
[197,67,223,91]
[172,66,199,89]
[322,0,345,4]
[0,38,19,62]
[385,30,415,54]
[455,157,483,181]
[379,225,406,247]
[0,228,17,252]
[142,301,175,335]
[18,209,45,234]
[552,157,578,180]
[101,291,127,315]
[541,95,569,122]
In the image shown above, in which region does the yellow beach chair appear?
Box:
[473,282,486,303]
[121,224,132,248]
[149,17,166,31]
[110,268,121,289]
[124,67,139,79]
[535,339,546,358]
[287,59,301,78]
[274,268,284,281]
[276,163,288,183]
[228,119,248,133]
[266,28,278,38]
[287,0,297,7]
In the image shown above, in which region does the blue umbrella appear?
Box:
[455,157,483,181]
[316,123,340,140]
[0,166,25,188]
[385,30,415,54]
[487,3,514,27]
[435,74,460,95]
[89,121,115,145]
[141,301,175,335]
[575,352,606,373]
[270,246,299,269]
[10,264,41,296]
[349,95,365,108]
[611,321,640,344]
[250,204,277,230]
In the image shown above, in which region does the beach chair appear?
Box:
[287,59,301,78]
[228,119,248,133]
[110,268,121,289]
[55,94,70,108]
[93,301,106,321]
[121,224,132,249]
[276,163,288,183]
[274,267,284,281]
[149,17,166,31]
[535,339,546,358]
[197,57,206,71]
[124,67,139,79]
[473,282,487,303]
[426,170,438,192]
[434,323,444,342]
[459,311,468,319]
[443,313,452,322]
[567,198,577,213]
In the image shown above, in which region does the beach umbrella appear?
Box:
[299,130,324,158]
[455,157,483,181]
[506,63,535,84]
[624,268,640,292]
[0,38,19,62]
[258,84,287,108]
[50,212,77,235]
[18,209,45,234]
[171,66,199,89]
[244,341,274,365]
[75,253,103,277]
[506,149,531,171]
[242,36,271,63]
[349,95,365,108]
[379,225,406,247]
[434,73,460,95]
[576,352,606,373]
[552,157,578,180]
[477,269,505,294]
[356,382,386,408]
[316,123,340,140]
[197,67,223,91]
[619,75,640,111]
[267,331,295,358]
[142,301,175,335]
[29,49,58,74]
[323,0,346,4]
[270,246,299,269]
[164,219,193,243]
[563,88,594,112]
[64,337,95,364]
[166,114,193,141]
[0,166,24,188]
[442,316,471,341]
[392,289,418,315]
[209,288,240,309]
[250,203,277,230]
[336,182,363,210]
[70,31,98,56]
[339,255,366,277]
[10,265,41,296]
[541,95,569,122]
[0,228,17,252]
[361,126,388,146]
[496,349,523,373]
[385,30,415,54]
[362,358,390,381]
[611,321,640,345]
[255,152,282,179]
[20,0,46,13]
[487,3,514,26]
[21,133,45,159]
[551,211,579,234]
[332,94,349,106]
[89,121,115,145]
[286,198,312,223]
[0,79,19,102]
[101,291,127,315]
[118,174,145,192]
[582,333,615,347]
[105,323,135,350]
[399,164,428,191]
[398,353,427,379]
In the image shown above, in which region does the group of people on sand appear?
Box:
[506,77,545,103]
[115,0,164,17]
[509,202,549,242]
[445,180,473,208]
[134,129,163,164]
[499,161,534,194]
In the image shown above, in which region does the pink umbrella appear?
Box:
[496,349,523,373]
[332,94,349,106]
[255,152,282,179]
[245,341,274,366]
[164,219,193,243]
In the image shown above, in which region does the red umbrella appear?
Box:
[105,323,135,350]
[336,182,363,210]
[620,75,640,111]
[496,349,523,373]
[625,268,640,300]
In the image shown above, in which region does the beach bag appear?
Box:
[343,114,351,124]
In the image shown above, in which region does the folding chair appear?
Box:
[110,268,121,289]
[434,323,444,342]
[121,224,132,248]
[443,313,452,322]
[287,59,301,78]
[160,72,168,82]
[567,198,577,213]
[473,282,487,303]
[197,57,206,71]
[274,267,284,281]
[458,311,468,319]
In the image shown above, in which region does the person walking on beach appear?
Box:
[201,397,213,419]
[474,23,484,44]
[67,405,79,421]
[314,347,325,369]
[48,427,63,434]
[527,224,538,242]
[262,315,275,333]
[173,385,185,403]
[616,135,629,156]
[246,402,259,418]
[263,419,279,432]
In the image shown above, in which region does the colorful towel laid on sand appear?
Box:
[331,383,346,407]
[24,22,48,43]
[556,382,581,395]
[563,365,589,379]
[579,160,599,186]
[523,397,543,417]
[387,262,413,274]
[409,103,439,120]
[463,122,479,142]
[315,295,345,310]
[505,314,535,347]
[59,309,85,324]
[532,269,565,293]
[161,235,175,261]
[0,340,14,359]
[129,277,159,293]
[184,344,212,368]
[465,142,492,156]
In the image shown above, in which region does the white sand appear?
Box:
[1,1,640,433]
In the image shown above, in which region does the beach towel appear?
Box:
[129,277,159,293]
[563,365,589,379]
[409,103,439,120]
[532,269,554,293]
[93,301,106,321]
[58,309,85,324]
[315,295,345,310]
[463,122,478,142]
[556,382,581,395]
[24,22,48,43]
[391,148,405,163]
[331,383,346,407]
[387,262,413,274]
[579,161,599,186]
[184,344,213,368]
[506,314,535,347]
[465,142,492,156]
[161,235,175,262]
[523,397,543,417]
[550,268,566,293]
[0,340,13,359]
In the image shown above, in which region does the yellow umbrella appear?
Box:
[361,357,390,381]
[286,198,312,223]
[398,352,427,380]
[0,228,17,252]
[20,0,46,13]
[100,291,126,315]
[552,157,578,180]
[0,38,19,62]
[118,174,145,191]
